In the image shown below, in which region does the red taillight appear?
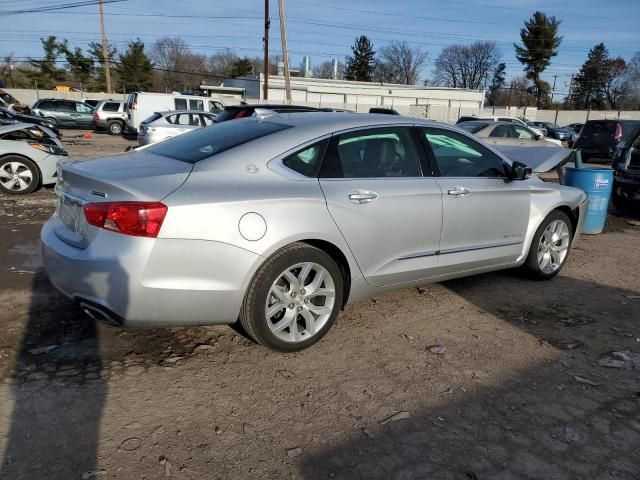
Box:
[83,202,168,238]
[94,111,99,120]
[613,122,623,141]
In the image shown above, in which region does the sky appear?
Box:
[1,0,639,97]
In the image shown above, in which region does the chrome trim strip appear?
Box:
[398,240,522,261]
[398,250,438,261]
[439,240,522,255]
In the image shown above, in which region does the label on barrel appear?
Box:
[594,176,610,189]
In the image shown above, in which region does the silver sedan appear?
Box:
[137,110,217,146]
[42,113,587,351]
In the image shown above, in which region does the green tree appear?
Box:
[62,45,94,88]
[487,62,506,105]
[22,36,66,89]
[117,39,153,92]
[344,35,376,82]
[230,57,254,77]
[88,40,117,91]
[514,11,562,108]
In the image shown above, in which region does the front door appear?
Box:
[419,127,531,274]
[319,126,443,287]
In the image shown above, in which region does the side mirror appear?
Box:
[509,161,532,180]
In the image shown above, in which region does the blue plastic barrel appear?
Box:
[564,167,614,234]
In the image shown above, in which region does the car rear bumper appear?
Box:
[41,217,262,327]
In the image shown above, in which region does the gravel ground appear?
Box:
[0,131,639,479]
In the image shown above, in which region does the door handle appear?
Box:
[447,186,470,197]
[348,191,378,204]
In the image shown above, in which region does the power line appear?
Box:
[0,0,126,15]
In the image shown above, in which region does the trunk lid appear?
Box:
[54,151,192,248]
[493,145,573,173]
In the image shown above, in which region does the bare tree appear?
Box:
[376,41,427,85]
[433,41,500,89]
[151,37,207,91]
[312,60,344,79]
[602,57,628,109]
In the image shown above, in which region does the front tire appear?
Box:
[238,243,344,352]
[0,156,41,195]
[522,210,573,280]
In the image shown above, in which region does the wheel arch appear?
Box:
[299,238,352,308]
[523,203,580,260]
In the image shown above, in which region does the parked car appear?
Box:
[527,121,573,145]
[137,110,217,146]
[457,121,560,147]
[125,92,224,133]
[525,120,548,137]
[0,106,61,137]
[31,99,95,129]
[612,124,640,210]
[564,123,583,134]
[456,115,545,135]
[0,123,68,195]
[213,104,328,123]
[94,100,127,135]
[0,88,29,113]
[574,119,640,160]
[42,112,587,352]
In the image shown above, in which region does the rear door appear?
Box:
[319,126,443,287]
[419,126,530,273]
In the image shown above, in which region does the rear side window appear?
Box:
[489,125,513,138]
[37,100,54,110]
[320,127,421,178]
[147,119,292,163]
[102,102,120,112]
[59,102,76,112]
[189,99,204,111]
[283,140,329,177]
[174,98,188,110]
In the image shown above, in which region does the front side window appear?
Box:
[76,103,92,113]
[283,140,328,177]
[320,127,421,178]
[422,128,507,178]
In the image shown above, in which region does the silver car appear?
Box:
[458,121,562,147]
[137,110,217,146]
[42,113,587,351]
[0,123,68,195]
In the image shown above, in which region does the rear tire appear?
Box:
[107,120,123,135]
[238,242,344,352]
[0,156,41,195]
[522,210,573,280]
[611,182,632,212]
[44,117,57,126]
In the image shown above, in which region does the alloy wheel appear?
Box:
[537,219,570,274]
[264,262,336,343]
[0,161,34,192]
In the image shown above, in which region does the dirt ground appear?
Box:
[1,130,639,480]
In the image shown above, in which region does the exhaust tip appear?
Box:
[78,301,122,327]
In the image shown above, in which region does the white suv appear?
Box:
[94,100,127,135]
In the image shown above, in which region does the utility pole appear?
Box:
[263,0,269,100]
[278,0,292,104]
[550,74,558,104]
[98,0,112,94]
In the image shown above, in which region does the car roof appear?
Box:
[156,110,216,116]
[258,111,442,137]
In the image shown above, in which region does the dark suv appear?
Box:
[612,124,640,210]
[574,119,640,161]
[31,99,95,128]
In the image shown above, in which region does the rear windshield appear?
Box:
[214,108,249,123]
[457,122,488,133]
[582,121,615,135]
[146,119,292,163]
[142,113,162,124]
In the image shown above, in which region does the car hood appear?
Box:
[493,145,574,172]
